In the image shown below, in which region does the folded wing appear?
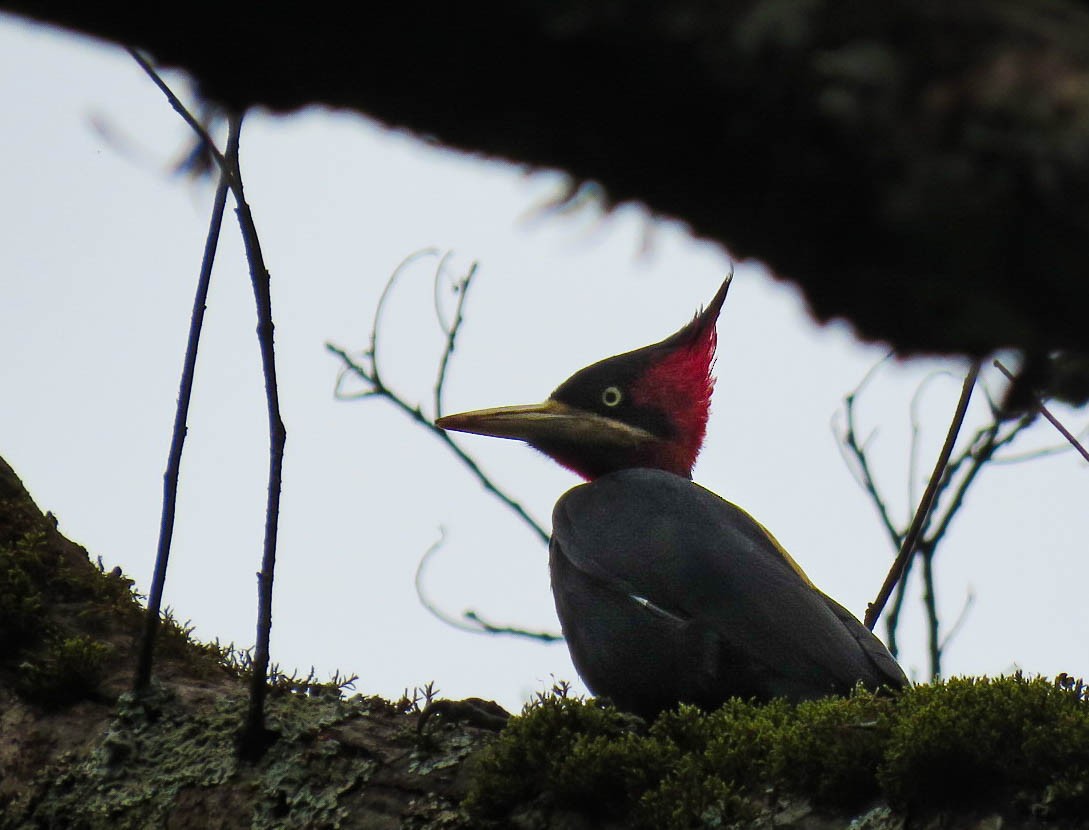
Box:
[550,468,907,716]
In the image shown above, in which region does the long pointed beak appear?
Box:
[436,399,655,447]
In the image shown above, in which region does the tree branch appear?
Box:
[414,531,562,643]
[228,112,289,760]
[994,359,1089,465]
[327,252,559,644]
[327,253,549,546]
[865,361,981,630]
[134,116,236,693]
[834,360,903,553]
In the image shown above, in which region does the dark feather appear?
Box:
[550,468,907,716]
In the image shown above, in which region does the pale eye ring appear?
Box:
[601,386,623,407]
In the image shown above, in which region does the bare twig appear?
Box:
[131,54,286,757]
[884,555,914,658]
[991,431,1089,464]
[865,361,981,630]
[920,545,941,676]
[835,366,902,552]
[907,371,957,514]
[133,121,236,693]
[435,261,477,419]
[939,588,976,654]
[327,253,549,546]
[841,358,1047,674]
[223,112,288,760]
[994,359,1089,464]
[415,532,562,642]
[126,48,232,184]
[330,344,548,546]
[461,611,563,642]
[328,253,556,643]
[924,412,1034,546]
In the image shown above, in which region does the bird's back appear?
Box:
[550,468,907,717]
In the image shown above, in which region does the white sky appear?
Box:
[2,15,1086,711]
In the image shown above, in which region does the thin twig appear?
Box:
[327,252,549,545]
[328,343,549,545]
[907,371,957,515]
[920,545,941,677]
[435,262,477,418]
[368,248,441,392]
[461,611,563,642]
[924,412,1034,545]
[939,588,976,654]
[126,48,233,184]
[227,112,288,760]
[865,361,981,630]
[133,120,236,693]
[994,359,1089,464]
[992,431,1089,464]
[414,532,562,642]
[836,376,903,552]
[885,555,914,658]
[131,53,287,755]
[329,253,552,643]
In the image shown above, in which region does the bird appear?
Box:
[435,276,907,717]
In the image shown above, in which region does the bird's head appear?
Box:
[436,275,731,480]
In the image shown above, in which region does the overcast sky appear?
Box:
[2,14,1086,711]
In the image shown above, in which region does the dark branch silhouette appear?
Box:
[327,252,561,643]
[134,122,235,694]
[993,359,1089,465]
[327,252,547,544]
[229,110,288,760]
[836,361,1049,678]
[834,355,902,554]
[415,531,562,644]
[129,52,285,759]
[866,361,981,633]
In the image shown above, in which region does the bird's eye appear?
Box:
[601,386,623,407]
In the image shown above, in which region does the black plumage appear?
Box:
[436,275,907,716]
[551,468,906,717]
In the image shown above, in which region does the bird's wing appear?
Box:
[816,591,909,687]
[551,468,906,701]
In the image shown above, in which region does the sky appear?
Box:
[1,14,1087,712]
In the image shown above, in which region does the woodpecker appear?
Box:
[437,276,907,717]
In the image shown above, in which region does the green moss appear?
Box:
[0,528,144,708]
[637,754,750,829]
[465,691,783,828]
[880,674,1089,811]
[773,689,890,806]
[0,532,50,656]
[16,634,112,707]
[464,687,643,818]
[466,675,1089,827]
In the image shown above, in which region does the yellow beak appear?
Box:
[435,399,656,448]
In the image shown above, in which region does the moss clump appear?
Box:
[467,675,1089,827]
[464,686,653,820]
[774,691,891,806]
[466,691,792,828]
[0,532,51,657]
[16,634,113,708]
[881,674,1089,813]
[0,528,135,708]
